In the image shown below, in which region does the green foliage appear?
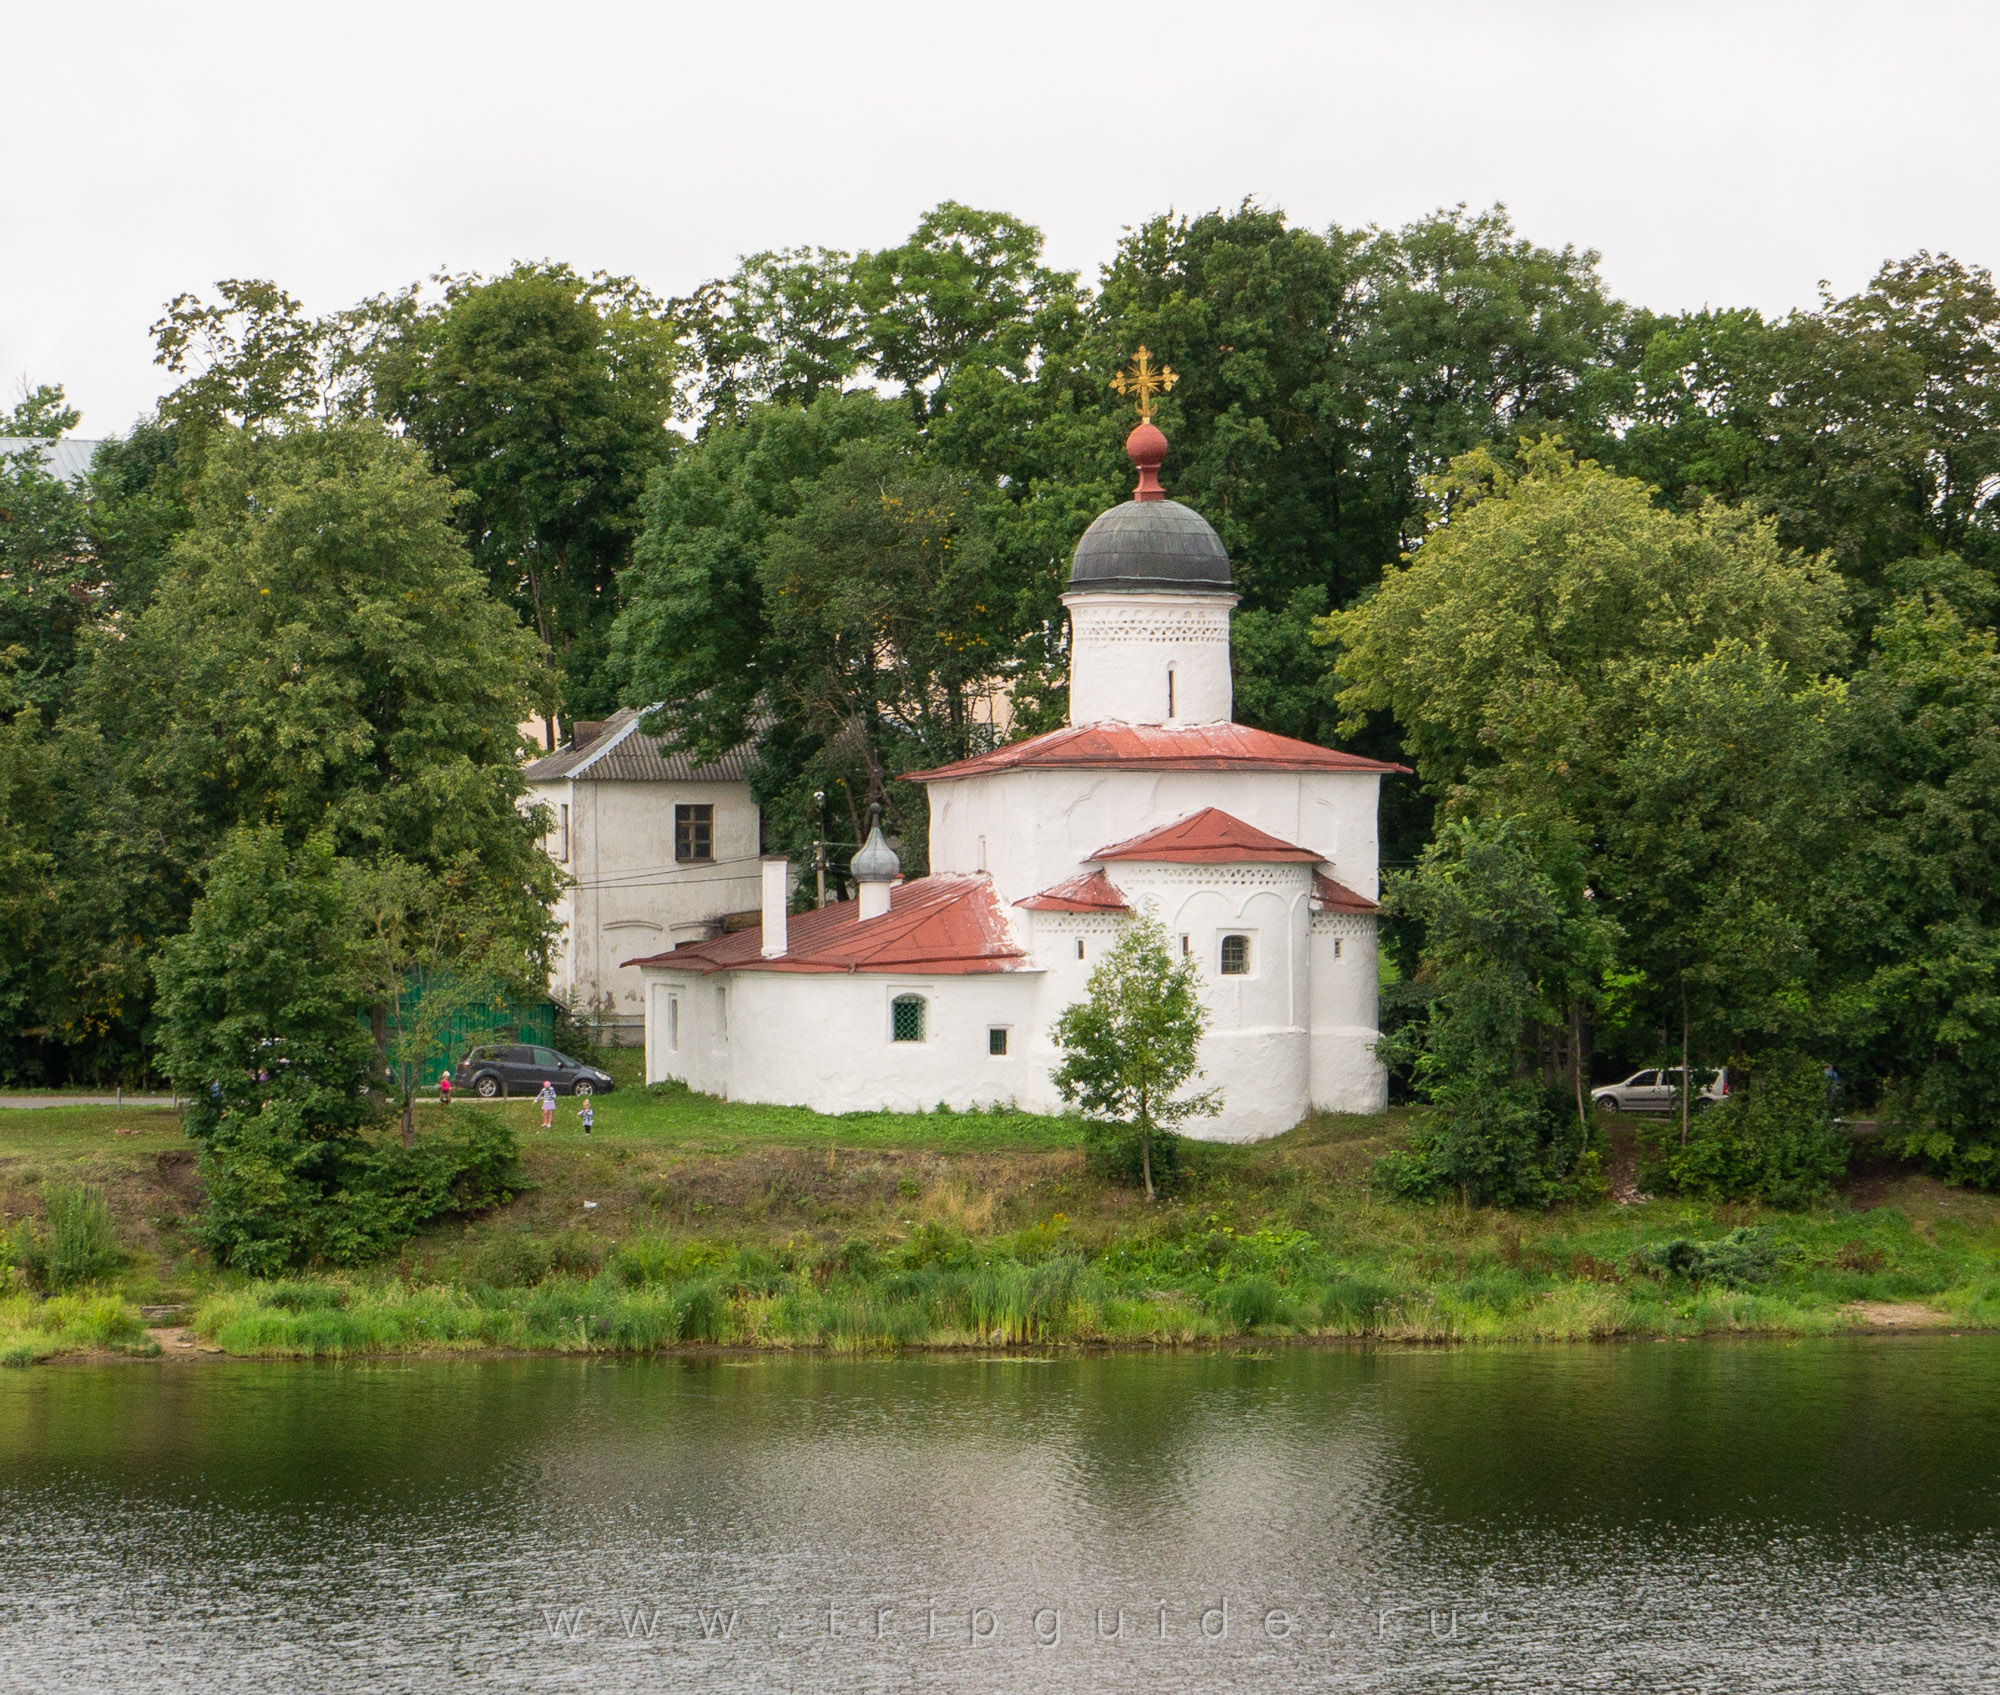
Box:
[372,263,678,718]
[0,440,96,712]
[37,1184,123,1290]
[1052,910,1219,1199]
[1638,1226,1783,1289]
[1376,816,1617,1207]
[92,420,554,887]
[153,828,521,1270]
[1649,1056,1849,1206]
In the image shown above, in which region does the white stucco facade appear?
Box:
[526,708,763,1044]
[1063,590,1236,726]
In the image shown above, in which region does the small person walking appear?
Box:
[578,1097,594,1136]
[538,1078,557,1131]
[438,1068,452,1107]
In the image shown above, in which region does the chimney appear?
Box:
[760,855,789,957]
[851,804,901,922]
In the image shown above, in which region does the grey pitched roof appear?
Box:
[0,438,102,483]
[523,705,758,784]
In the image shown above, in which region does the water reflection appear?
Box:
[0,1340,1995,1691]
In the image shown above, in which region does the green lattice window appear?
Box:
[891,995,926,1043]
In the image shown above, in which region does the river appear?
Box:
[1,1338,1996,1691]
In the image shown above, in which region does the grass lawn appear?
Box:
[7,1054,2000,1361]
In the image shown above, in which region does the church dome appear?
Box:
[1066,410,1232,597]
[1068,498,1232,596]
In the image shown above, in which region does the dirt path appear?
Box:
[1841,1301,1954,1329]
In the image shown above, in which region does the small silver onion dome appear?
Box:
[850,805,901,883]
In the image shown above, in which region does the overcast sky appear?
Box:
[6,0,1994,436]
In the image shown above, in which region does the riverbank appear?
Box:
[5,1061,1999,1360]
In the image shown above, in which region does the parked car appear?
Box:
[1592,1067,1729,1114]
[455,1044,615,1100]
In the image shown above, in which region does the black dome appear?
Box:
[1068,499,1232,596]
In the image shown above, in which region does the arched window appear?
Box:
[891,994,926,1043]
[1219,934,1250,976]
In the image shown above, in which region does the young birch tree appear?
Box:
[1051,909,1219,1199]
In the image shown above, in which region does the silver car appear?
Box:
[1592,1067,1729,1114]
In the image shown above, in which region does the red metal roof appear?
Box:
[1015,870,1131,912]
[904,721,1406,781]
[622,875,1029,976]
[1313,871,1379,913]
[1093,807,1323,864]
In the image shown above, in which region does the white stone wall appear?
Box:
[1308,914,1390,1114]
[532,777,762,1041]
[645,968,1051,1115]
[1063,591,1236,726]
[926,766,1384,914]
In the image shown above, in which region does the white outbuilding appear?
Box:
[629,418,1400,1139]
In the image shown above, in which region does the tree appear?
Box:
[857,202,1083,413]
[373,263,678,722]
[1321,439,1846,800]
[149,279,376,461]
[1051,908,1219,1200]
[89,420,556,889]
[1613,255,2000,621]
[615,390,1026,858]
[1376,816,1618,1207]
[1828,583,2000,1182]
[0,440,97,713]
[341,854,541,1146]
[152,828,521,1270]
[6,382,81,438]
[673,247,865,422]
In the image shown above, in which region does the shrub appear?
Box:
[673,1281,724,1343]
[1319,1276,1395,1330]
[1216,1274,1282,1331]
[1083,1120,1187,1194]
[39,1185,124,1290]
[1373,1083,1584,1209]
[1651,1056,1847,1205]
[1638,1225,1782,1288]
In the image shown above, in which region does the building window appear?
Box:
[558,803,570,863]
[1166,666,1176,718]
[676,804,714,863]
[1180,934,1191,957]
[668,994,680,1051]
[1220,934,1250,975]
[716,985,728,1037]
[892,994,926,1043]
[989,1026,1009,1057]
[1076,937,1086,961]
[1333,937,1344,959]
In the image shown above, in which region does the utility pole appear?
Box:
[812,789,828,906]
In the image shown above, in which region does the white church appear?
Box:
[629,411,1399,1140]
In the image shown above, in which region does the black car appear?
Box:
[455,1044,615,1099]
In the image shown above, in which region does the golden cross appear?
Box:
[1110,345,1178,421]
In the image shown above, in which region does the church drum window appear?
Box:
[891,994,926,1043]
[675,804,714,863]
[1219,934,1250,976]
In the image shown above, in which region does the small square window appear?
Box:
[989,1027,1008,1057]
[892,994,925,1043]
[675,804,714,863]
[1220,934,1250,975]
